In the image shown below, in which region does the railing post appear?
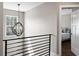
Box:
[22,37,25,56]
[49,34,51,56]
[5,40,7,56]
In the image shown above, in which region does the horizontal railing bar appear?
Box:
[7,40,49,46]
[3,34,54,41]
[7,42,49,49]
[33,50,49,56]
[37,51,49,56]
[22,53,29,56]
[8,46,49,55]
[23,48,49,56]
[38,51,49,56]
[10,46,49,56]
[45,54,49,56]
[8,43,49,53]
[24,47,48,54]
[8,44,46,53]
[31,49,49,56]
[22,48,49,56]
[32,51,49,56]
[3,34,55,41]
[7,37,49,45]
[8,44,48,53]
[7,39,49,49]
[34,50,49,56]
[43,53,49,56]
[24,47,48,55]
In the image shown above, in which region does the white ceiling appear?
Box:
[61,9,72,15]
[3,2,44,12]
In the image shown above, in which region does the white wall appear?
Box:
[24,2,59,55]
[61,14,71,29]
[0,2,3,56]
[61,9,72,29]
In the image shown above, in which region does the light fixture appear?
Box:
[12,4,24,36]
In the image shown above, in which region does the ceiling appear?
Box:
[3,2,44,12]
[61,9,72,15]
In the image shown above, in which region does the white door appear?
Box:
[71,9,79,55]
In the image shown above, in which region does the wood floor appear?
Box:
[62,39,76,56]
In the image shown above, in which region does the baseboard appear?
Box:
[50,53,57,56]
[71,47,79,56]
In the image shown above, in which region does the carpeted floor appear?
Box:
[62,39,75,56]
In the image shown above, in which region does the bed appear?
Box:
[62,28,71,41]
[62,33,71,41]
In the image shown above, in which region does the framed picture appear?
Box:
[5,15,18,36]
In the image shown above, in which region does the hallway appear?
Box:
[62,40,75,56]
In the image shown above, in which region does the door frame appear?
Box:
[58,4,79,56]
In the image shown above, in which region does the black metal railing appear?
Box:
[3,34,54,56]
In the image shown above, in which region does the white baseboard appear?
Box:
[50,53,57,56]
[71,47,79,56]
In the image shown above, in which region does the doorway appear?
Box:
[61,8,75,56]
[59,5,79,56]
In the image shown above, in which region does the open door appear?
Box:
[71,9,79,55]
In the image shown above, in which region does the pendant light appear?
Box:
[12,4,24,36]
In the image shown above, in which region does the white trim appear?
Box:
[60,5,79,8]
[59,4,79,56]
[58,6,62,56]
